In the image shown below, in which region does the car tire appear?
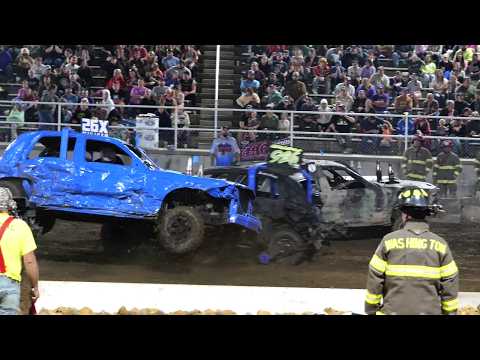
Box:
[266,225,308,265]
[157,206,205,254]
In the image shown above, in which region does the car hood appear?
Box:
[362,176,438,191]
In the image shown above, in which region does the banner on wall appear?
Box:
[136,114,159,149]
[239,137,290,162]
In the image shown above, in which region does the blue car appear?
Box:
[0,129,261,254]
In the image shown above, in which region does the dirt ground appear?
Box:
[36,220,480,292]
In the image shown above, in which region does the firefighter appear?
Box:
[365,187,459,315]
[433,139,462,198]
[401,134,433,181]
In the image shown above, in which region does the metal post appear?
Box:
[57,104,62,131]
[214,45,221,139]
[289,111,294,146]
[403,112,409,153]
[174,109,178,150]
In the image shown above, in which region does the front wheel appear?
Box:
[266,225,310,265]
[157,206,205,254]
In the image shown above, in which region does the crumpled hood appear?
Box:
[362,176,437,191]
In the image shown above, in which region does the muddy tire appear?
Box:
[267,225,308,265]
[157,206,205,254]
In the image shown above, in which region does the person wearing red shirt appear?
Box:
[106,69,126,90]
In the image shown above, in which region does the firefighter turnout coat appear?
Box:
[402,146,433,181]
[365,221,459,315]
[433,151,462,185]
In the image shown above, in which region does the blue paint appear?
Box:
[0,130,261,233]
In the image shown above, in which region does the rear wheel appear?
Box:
[157,206,205,254]
[266,225,309,265]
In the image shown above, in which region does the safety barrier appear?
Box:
[2,100,480,158]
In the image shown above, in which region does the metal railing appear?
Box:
[2,99,480,158]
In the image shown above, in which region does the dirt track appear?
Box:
[37,220,480,291]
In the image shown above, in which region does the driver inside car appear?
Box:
[95,147,124,165]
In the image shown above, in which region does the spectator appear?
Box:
[174,86,185,109]
[446,74,460,101]
[16,80,30,100]
[395,113,416,136]
[454,92,470,115]
[38,86,59,130]
[465,111,480,137]
[407,53,425,76]
[466,53,480,82]
[71,97,92,129]
[126,68,140,89]
[304,47,319,68]
[342,45,364,68]
[440,100,458,122]
[30,57,49,81]
[274,95,295,115]
[285,72,307,106]
[262,84,282,108]
[38,75,53,99]
[334,77,356,98]
[389,71,404,98]
[0,46,14,82]
[436,118,449,137]
[250,61,266,82]
[368,84,389,113]
[448,117,467,154]
[406,74,422,106]
[330,60,346,88]
[311,58,330,94]
[392,45,414,67]
[161,49,180,70]
[453,51,467,76]
[471,92,480,112]
[108,115,129,142]
[317,98,333,132]
[151,78,169,104]
[240,70,260,94]
[258,55,272,78]
[454,45,474,69]
[326,46,343,66]
[430,69,448,107]
[174,107,190,147]
[360,59,376,79]
[182,45,200,65]
[179,71,197,107]
[423,93,440,117]
[110,81,129,108]
[165,70,180,89]
[353,89,369,115]
[335,87,354,111]
[370,66,389,89]
[129,78,150,116]
[236,87,261,108]
[64,55,80,75]
[299,96,319,132]
[106,69,127,90]
[165,60,191,81]
[61,87,79,112]
[238,107,260,143]
[356,77,376,99]
[14,48,34,80]
[210,126,240,166]
[68,74,82,95]
[415,117,432,145]
[327,103,356,153]
[359,112,383,153]
[77,59,93,89]
[421,54,437,87]
[43,45,64,68]
[163,88,178,115]
[103,56,124,81]
[101,89,115,118]
[455,77,476,104]
[156,104,173,146]
[259,107,280,133]
[438,53,454,78]
[347,60,362,87]
[394,88,413,114]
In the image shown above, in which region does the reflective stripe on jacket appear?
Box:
[433,151,461,182]
[402,146,433,181]
[365,221,459,315]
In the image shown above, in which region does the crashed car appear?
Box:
[205,145,329,264]
[0,129,261,254]
[305,159,439,232]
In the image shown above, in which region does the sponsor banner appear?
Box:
[82,118,109,136]
[136,115,159,149]
[240,137,290,162]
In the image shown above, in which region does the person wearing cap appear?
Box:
[0,187,39,315]
[334,77,355,98]
[210,126,240,167]
[401,134,433,181]
[433,139,462,198]
[318,98,333,132]
[365,186,459,315]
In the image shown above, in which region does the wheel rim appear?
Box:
[166,214,193,245]
[269,233,301,257]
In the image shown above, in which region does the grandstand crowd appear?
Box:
[236,45,480,156]
[0,45,200,143]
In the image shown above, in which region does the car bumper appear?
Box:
[228,213,262,233]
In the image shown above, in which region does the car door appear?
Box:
[72,136,148,217]
[15,133,73,207]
